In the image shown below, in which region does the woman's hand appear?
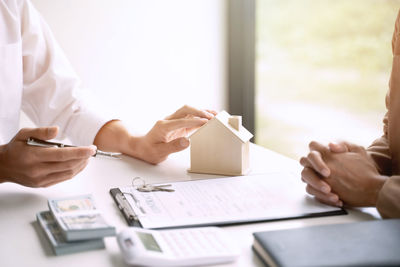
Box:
[94,105,216,164]
[132,105,215,164]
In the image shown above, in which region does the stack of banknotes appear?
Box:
[36,194,116,255]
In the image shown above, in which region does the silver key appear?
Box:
[137,184,174,192]
[137,184,156,192]
[153,184,174,192]
[153,184,172,188]
[153,186,175,192]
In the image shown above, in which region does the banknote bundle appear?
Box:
[36,211,105,255]
[36,194,115,255]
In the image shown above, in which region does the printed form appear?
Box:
[119,173,343,229]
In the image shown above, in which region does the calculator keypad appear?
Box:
[160,228,231,258]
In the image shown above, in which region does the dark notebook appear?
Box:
[253,219,400,267]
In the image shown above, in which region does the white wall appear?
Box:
[28,0,227,134]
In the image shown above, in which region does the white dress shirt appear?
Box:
[0,0,109,145]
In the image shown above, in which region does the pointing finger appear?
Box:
[205,109,217,116]
[167,105,214,120]
[159,118,208,132]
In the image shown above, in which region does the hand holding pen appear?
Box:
[0,126,101,188]
[27,138,121,158]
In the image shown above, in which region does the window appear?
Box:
[255,0,398,159]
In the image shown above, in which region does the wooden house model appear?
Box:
[188,110,253,176]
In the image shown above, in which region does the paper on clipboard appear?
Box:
[112,172,345,229]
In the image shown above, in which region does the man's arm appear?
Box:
[20,0,108,146]
[19,1,215,164]
[365,113,400,218]
[366,84,392,175]
[3,1,214,188]
[374,20,400,216]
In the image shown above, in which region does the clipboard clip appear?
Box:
[115,191,147,225]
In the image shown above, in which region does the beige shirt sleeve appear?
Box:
[376,175,400,218]
[367,96,391,176]
[368,10,400,218]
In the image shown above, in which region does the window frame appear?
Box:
[227,0,256,138]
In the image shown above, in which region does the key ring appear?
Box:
[132,177,146,190]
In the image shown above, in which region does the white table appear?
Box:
[0,144,380,267]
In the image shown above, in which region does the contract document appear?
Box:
[110,172,345,229]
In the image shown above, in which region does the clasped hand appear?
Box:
[300,141,386,207]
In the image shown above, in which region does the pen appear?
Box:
[26,137,122,159]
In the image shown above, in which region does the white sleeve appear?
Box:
[19,0,110,146]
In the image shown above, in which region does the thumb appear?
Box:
[329,141,364,153]
[17,126,59,141]
[328,142,348,153]
[341,141,364,153]
[160,137,190,155]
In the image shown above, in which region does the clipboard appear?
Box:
[110,188,142,227]
[110,173,346,229]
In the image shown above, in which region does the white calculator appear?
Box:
[117,227,240,266]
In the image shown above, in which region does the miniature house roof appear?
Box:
[190,110,253,143]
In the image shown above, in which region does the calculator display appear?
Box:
[136,232,162,252]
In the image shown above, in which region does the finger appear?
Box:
[308,141,330,155]
[168,105,214,120]
[17,126,59,141]
[158,137,190,156]
[301,167,331,193]
[42,161,88,187]
[306,185,342,207]
[202,110,216,119]
[299,156,310,167]
[329,141,365,153]
[328,142,349,153]
[33,146,96,162]
[205,109,218,116]
[41,159,89,187]
[41,158,90,173]
[41,175,72,187]
[160,118,208,132]
[306,150,330,177]
[315,196,343,208]
[40,171,75,187]
[341,142,365,153]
